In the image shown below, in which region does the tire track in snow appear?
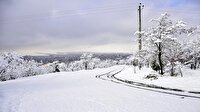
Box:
[96,66,200,99]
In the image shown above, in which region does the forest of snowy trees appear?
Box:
[0,13,199,81]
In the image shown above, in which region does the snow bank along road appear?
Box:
[96,66,200,99]
[0,65,200,112]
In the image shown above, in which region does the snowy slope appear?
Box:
[0,65,200,112]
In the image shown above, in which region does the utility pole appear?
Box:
[138,3,144,51]
[138,3,144,70]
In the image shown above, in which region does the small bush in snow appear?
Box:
[150,58,160,72]
[144,74,158,80]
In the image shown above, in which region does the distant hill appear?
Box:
[24,52,131,64]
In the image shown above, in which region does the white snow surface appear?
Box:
[0,65,200,112]
[115,66,200,92]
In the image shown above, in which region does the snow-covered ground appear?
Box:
[115,66,200,92]
[0,65,200,112]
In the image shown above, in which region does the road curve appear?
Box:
[96,66,200,99]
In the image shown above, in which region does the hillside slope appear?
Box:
[0,66,200,112]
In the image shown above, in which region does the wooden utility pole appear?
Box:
[138,3,144,70]
[138,3,144,51]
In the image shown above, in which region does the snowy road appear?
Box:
[0,65,200,112]
[96,66,200,99]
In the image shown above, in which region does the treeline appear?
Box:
[0,52,131,81]
[24,53,130,64]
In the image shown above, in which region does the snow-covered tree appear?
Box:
[57,62,68,72]
[126,55,139,73]
[90,57,101,69]
[183,34,200,69]
[80,53,94,70]
[23,60,48,77]
[0,52,24,80]
[143,13,187,75]
[0,52,48,81]
[164,40,184,76]
[68,60,84,71]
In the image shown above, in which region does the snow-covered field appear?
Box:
[0,65,200,112]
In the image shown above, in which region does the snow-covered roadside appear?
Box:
[115,65,200,92]
[0,65,200,112]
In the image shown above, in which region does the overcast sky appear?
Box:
[0,0,200,55]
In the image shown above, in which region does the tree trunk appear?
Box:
[0,69,6,76]
[190,64,193,69]
[170,62,174,76]
[194,58,197,70]
[138,64,142,70]
[134,66,136,74]
[158,43,164,75]
[179,66,183,77]
[85,62,88,70]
